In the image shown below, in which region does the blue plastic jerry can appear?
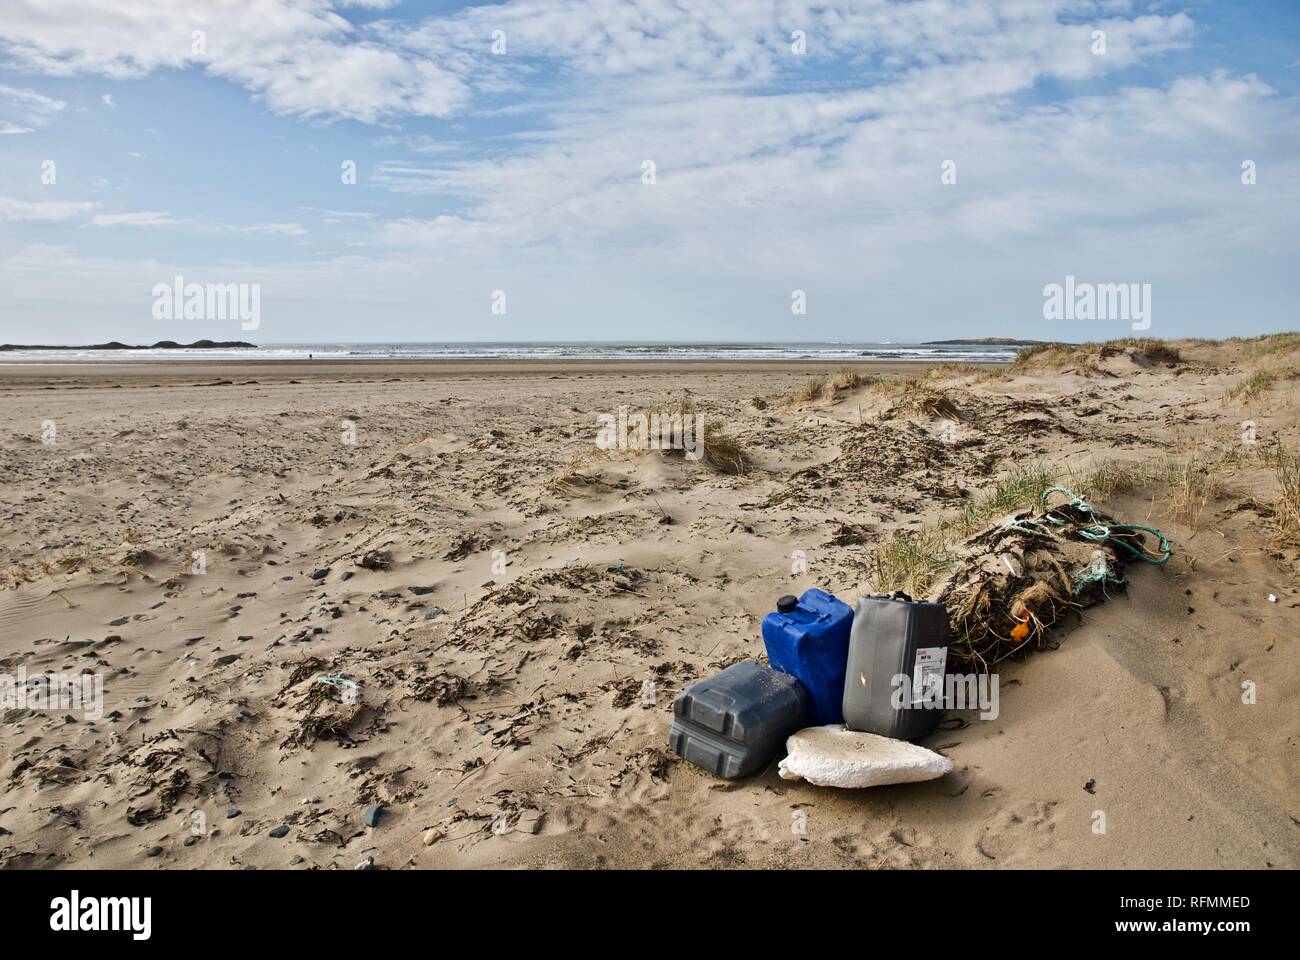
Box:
[761,589,854,726]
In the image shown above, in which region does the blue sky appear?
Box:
[1,0,1297,344]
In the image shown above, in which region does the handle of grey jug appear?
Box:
[889,590,914,602]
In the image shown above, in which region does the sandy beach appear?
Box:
[1,337,1297,870]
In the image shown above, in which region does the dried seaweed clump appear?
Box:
[280,674,363,749]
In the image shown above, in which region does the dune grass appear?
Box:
[1245,332,1300,358]
[866,462,1055,596]
[782,367,868,406]
[948,462,1056,538]
[546,452,602,496]
[1103,338,1182,364]
[699,428,748,475]
[787,375,833,404]
[872,378,960,419]
[831,366,865,389]
[1224,366,1296,403]
[655,395,749,474]
[924,362,1008,382]
[1009,342,1086,372]
[1011,338,1181,372]
[1156,455,1223,525]
[1270,447,1300,542]
[866,527,955,599]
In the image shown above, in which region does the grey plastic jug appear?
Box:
[842,591,951,741]
[668,660,808,778]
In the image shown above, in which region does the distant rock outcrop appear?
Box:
[0,340,257,351]
[923,337,1062,346]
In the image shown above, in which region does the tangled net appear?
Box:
[933,486,1171,673]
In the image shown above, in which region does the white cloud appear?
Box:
[0,82,66,133]
[91,210,184,226]
[100,92,114,107]
[0,196,97,221]
[225,222,308,236]
[303,207,377,224]
[0,1,1198,128]
[0,0,465,123]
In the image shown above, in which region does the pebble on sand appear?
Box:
[268,825,290,838]
[362,803,384,828]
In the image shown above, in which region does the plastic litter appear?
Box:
[778,724,953,789]
[842,591,951,741]
[668,659,808,779]
[761,588,853,725]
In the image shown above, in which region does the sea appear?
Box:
[0,341,1024,363]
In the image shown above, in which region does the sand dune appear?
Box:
[0,338,1296,869]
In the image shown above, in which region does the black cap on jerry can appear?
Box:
[776,595,798,614]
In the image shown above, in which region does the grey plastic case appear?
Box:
[842,592,951,741]
[668,659,808,779]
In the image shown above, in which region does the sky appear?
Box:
[0,0,1297,345]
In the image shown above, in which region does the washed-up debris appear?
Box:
[843,591,950,741]
[279,674,364,750]
[356,550,391,571]
[668,660,806,778]
[933,486,1171,671]
[762,590,852,726]
[443,533,490,561]
[404,672,471,707]
[313,673,360,695]
[778,725,952,788]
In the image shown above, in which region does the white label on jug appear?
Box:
[913,647,947,705]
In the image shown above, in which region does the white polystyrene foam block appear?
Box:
[778,724,953,789]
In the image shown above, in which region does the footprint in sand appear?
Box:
[972,799,1061,863]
